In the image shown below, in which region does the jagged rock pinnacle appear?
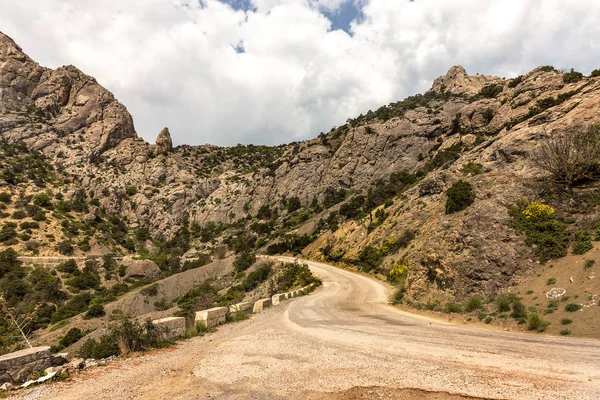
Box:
[155,127,173,155]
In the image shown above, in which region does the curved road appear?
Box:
[20,258,600,400]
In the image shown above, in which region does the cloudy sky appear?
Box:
[2,0,600,146]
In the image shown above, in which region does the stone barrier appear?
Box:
[272,293,287,305]
[152,317,186,340]
[229,302,253,314]
[252,298,272,313]
[0,346,65,385]
[195,307,228,329]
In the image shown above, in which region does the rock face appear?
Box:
[154,127,173,155]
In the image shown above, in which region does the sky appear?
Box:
[1,0,600,147]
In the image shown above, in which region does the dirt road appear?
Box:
[17,258,600,399]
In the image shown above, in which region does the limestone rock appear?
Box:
[154,127,173,155]
[121,256,161,280]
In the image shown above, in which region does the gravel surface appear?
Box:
[12,258,600,399]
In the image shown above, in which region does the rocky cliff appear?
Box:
[2,31,600,304]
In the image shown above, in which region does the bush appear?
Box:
[496,293,512,312]
[508,75,523,88]
[561,318,572,325]
[572,231,593,255]
[60,327,84,348]
[140,283,159,297]
[56,240,74,255]
[584,259,595,270]
[79,335,120,359]
[84,302,105,319]
[392,286,405,305]
[445,180,475,214]
[479,84,503,98]
[461,162,483,176]
[444,302,462,313]
[51,293,93,323]
[356,245,383,272]
[591,69,600,77]
[57,259,78,274]
[464,296,483,312]
[546,278,556,285]
[0,192,11,204]
[509,201,569,263]
[241,264,273,292]
[33,193,52,208]
[565,303,581,312]
[563,69,583,83]
[560,329,571,336]
[125,186,138,196]
[11,210,26,220]
[527,313,549,332]
[287,197,301,213]
[233,252,256,272]
[511,300,527,319]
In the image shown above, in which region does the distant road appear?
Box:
[20,258,600,400]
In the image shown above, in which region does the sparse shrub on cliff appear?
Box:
[445,180,475,214]
[531,125,600,190]
[508,75,523,88]
[479,84,503,98]
[591,69,600,77]
[233,252,256,272]
[563,68,583,83]
[461,162,483,176]
[565,303,581,312]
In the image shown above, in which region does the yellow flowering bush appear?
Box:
[389,260,408,281]
[378,238,397,255]
[522,202,555,220]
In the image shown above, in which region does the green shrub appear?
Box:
[0,192,11,204]
[84,302,105,319]
[584,259,595,270]
[563,69,583,83]
[444,302,462,313]
[60,327,84,348]
[140,283,159,297]
[464,296,483,312]
[153,298,170,311]
[57,259,78,274]
[33,193,52,208]
[287,197,302,213]
[11,210,26,220]
[356,245,383,272]
[546,278,556,285]
[561,318,572,325]
[79,335,120,359]
[55,240,74,255]
[572,231,593,255]
[508,75,523,88]
[392,286,405,305]
[125,186,138,196]
[51,293,93,323]
[479,84,503,98]
[565,303,581,312]
[495,293,513,312]
[118,265,127,277]
[560,329,571,336]
[527,313,549,332]
[276,262,320,292]
[511,300,527,319]
[461,162,483,176]
[233,252,256,272]
[445,180,475,214]
[591,69,600,77]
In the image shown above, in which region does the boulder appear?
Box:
[121,256,161,280]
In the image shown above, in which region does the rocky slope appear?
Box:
[2,30,600,311]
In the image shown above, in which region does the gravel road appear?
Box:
[15,258,600,399]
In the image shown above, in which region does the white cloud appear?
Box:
[1,0,600,146]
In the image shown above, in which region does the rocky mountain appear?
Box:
[2,29,600,313]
